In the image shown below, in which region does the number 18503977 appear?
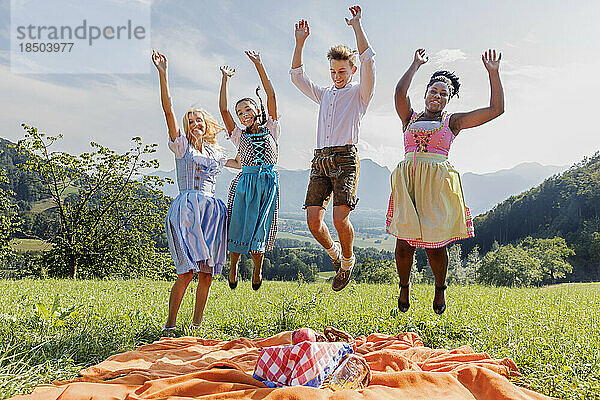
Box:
[19,42,74,52]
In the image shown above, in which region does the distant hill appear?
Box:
[463,152,600,282]
[152,159,566,216]
[0,138,47,204]
[153,158,392,213]
[462,162,568,216]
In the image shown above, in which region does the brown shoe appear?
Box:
[332,256,355,291]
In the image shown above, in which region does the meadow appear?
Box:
[275,231,396,251]
[0,279,598,399]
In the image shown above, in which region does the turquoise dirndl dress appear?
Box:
[165,133,228,275]
[227,116,280,254]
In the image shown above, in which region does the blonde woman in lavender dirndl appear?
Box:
[153,50,240,335]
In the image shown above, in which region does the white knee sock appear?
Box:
[326,242,340,259]
[341,254,355,270]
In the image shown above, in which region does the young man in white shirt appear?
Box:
[290,5,375,291]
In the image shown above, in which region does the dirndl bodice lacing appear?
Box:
[165,132,229,275]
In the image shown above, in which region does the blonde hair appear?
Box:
[182,108,224,149]
[327,45,357,67]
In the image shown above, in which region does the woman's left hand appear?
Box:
[245,50,262,65]
[482,49,501,73]
[152,49,167,74]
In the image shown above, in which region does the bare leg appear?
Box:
[306,206,334,249]
[166,271,194,328]
[192,271,213,326]
[332,205,353,259]
[395,239,415,309]
[251,252,264,287]
[229,252,241,285]
[426,247,448,311]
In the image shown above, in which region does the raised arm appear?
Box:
[246,51,277,120]
[290,19,325,104]
[292,19,309,69]
[219,66,236,134]
[152,50,179,141]
[345,6,369,55]
[346,6,375,105]
[395,49,428,126]
[449,49,505,135]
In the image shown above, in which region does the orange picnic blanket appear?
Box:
[12,331,557,400]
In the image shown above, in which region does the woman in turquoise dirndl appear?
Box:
[219,50,280,291]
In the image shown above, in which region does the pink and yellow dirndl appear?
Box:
[386,112,474,248]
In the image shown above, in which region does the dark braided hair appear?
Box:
[235,87,267,133]
[427,70,460,99]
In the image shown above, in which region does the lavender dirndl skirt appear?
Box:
[165,190,228,275]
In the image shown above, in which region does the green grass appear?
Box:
[1,279,598,399]
[275,231,318,245]
[28,198,56,214]
[352,233,395,251]
[28,186,79,214]
[316,271,336,283]
[8,232,392,254]
[9,238,50,252]
[276,231,395,251]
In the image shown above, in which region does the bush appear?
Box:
[354,258,398,284]
[478,244,543,286]
[477,237,575,286]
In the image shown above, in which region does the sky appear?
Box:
[1,0,600,174]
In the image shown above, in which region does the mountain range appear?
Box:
[153,160,567,216]
[463,152,600,282]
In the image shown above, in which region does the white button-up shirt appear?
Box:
[290,47,375,149]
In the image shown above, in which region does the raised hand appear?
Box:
[245,50,262,65]
[345,5,362,26]
[413,48,428,66]
[220,65,235,78]
[482,49,501,72]
[152,49,167,74]
[295,19,310,42]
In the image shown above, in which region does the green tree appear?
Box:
[478,244,543,286]
[590,232,600,263]
[354,258,398,284]
[447,244,478,285]
[446,244,464,284]
[462,246,481,284]
[0,170,18,264]
[16,125,170,278]
[298,262,318,282]
[519,236,574,284]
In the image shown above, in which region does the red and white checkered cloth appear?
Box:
[253,341,353,388]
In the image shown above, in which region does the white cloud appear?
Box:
[2,0,600,178]
[523,33,537,43]
[0,65,184,172]
[151,25,223,89]
[432,49,467,66]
